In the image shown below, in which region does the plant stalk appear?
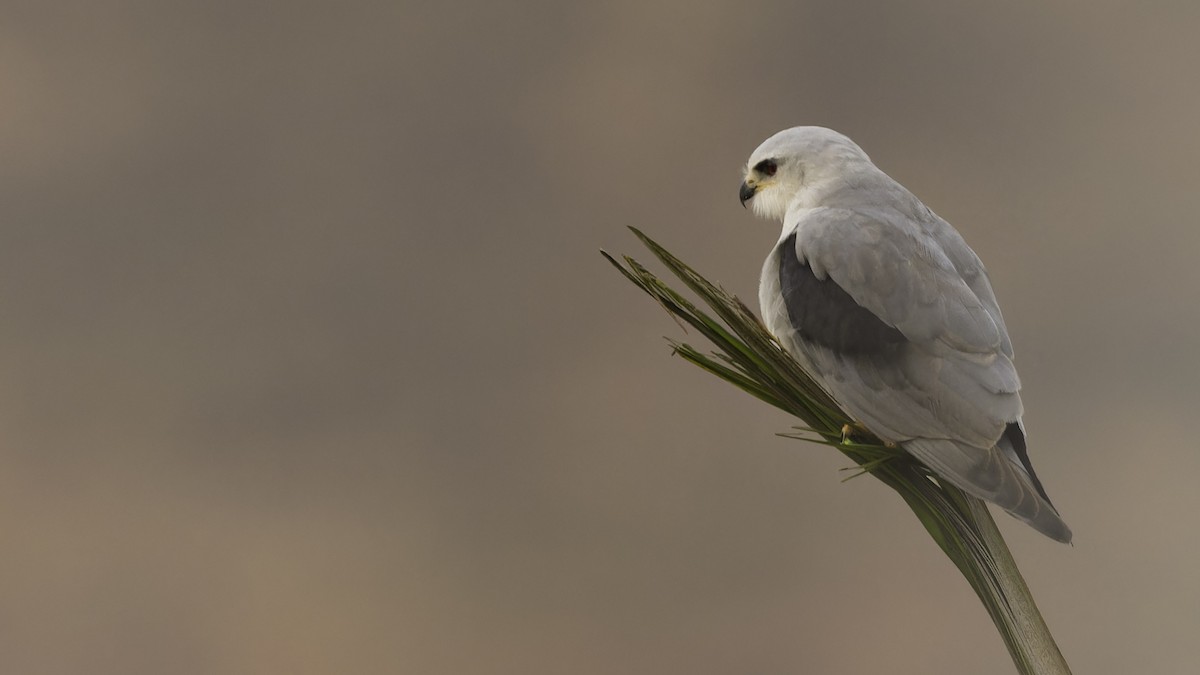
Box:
[603,228,1071,675]
[965,497,1072,674]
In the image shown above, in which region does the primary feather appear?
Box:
[744,127,1071,542]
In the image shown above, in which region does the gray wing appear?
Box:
[773,207,1070,542]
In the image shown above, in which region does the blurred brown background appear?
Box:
[0,2,1196,673]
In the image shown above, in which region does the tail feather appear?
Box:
[902,436,1072,543]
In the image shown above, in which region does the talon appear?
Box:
[840,423,853,444]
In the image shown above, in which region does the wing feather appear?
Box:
[764,206,1069,541]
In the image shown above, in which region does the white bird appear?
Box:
[740,126,1071,543]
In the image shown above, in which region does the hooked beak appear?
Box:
[739,181,757,208]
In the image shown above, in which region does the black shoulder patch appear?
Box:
[777,232,906,355]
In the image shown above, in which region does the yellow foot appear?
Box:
[841,422,869,444]
[841,422,894,447]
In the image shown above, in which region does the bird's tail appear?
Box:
[902,436,1072,543]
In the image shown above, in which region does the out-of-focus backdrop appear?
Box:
[1,2,1196,673]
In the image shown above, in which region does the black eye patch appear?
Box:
[753,159,778,177]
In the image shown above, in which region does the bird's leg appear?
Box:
[840,422,871,444]
[840,421,897,448]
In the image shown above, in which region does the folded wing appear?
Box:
[770,207,1070,542]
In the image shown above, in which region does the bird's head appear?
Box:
[739,126,873,220]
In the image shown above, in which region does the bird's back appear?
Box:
[761,202,1070,542]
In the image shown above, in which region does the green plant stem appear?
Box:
[967,498,1072,674]
[603,228,1071,675]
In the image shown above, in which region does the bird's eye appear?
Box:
[754,159,778,177]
